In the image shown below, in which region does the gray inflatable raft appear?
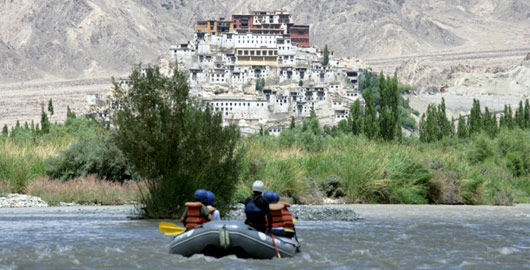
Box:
[169,220,300,259]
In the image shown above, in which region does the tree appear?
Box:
[468,99,482,135]
[1,124,7,136]
[41,111,50,134]
[419,104,439,143]
[111,63,241,219]
[524,99,530,128]
[482,107,498,137]
[377,73,401,141]
[289,116,296,130]
[437,98,451,138]
[322,44,329,66]
[347,99,363,135]
[500,104,514,130]
[363,87,378,139]
[67,106,76,119]
[515,100,525,129]
[457,114,467,139]
[48,99,54,116]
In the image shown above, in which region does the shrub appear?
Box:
[46,131,132,182]
[111,64,242,218]
[466,133,494,164]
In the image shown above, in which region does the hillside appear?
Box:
[1,0,529,83]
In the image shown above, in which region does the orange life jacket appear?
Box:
[184,202,207,229]
[270,202,294,228]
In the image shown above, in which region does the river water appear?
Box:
[0,204,528,270]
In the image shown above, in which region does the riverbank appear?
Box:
[0,193,360,221]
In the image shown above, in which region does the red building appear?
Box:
[289,25,310,47]
[231,11,310,47]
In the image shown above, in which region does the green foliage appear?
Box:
[346,99,363,135]
[2,125,7,137]
[40,111,50,134]
[457,115,468,138]
[398,84,415,94]
[363,87,378,139]
[419,99,451,142]
[46,131,131,182]
[289,116,296,130]
[466,133,495,164]
[322,45,329,66]
[111,63,242,218]
[468,99,482,135]
[48,99,54,116]
[66,106,77,120]
[255,78,265,91]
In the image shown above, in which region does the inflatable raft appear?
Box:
[170,220,300,259]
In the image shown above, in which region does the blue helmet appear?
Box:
[273,192,280,203]
[207,191,215,206]
[263,190,276,203]
[194,189,208,204]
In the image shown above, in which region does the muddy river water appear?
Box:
[0,204,528,269]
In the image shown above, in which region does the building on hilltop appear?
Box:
[89,10,364,136]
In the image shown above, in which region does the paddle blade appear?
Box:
[159,222,186,236]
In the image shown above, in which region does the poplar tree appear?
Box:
[1,124,8,136]
[437,98,451,138]
[390,75,402,140]
[41,111,50,134]
[48,99,54,116]
[468,99,482,135]
[457,114,467,139]
[515,100,525,129]
[524,99,530,128]
[450,116,456,137]
[347,99,363,135]
[419,104,439,142]
[322,45,329,65]
[378,73,392,140]
[482,107,498,137]
[363,87,378,139]
[67,106,76,119]
[500,104,514,130]
[289,116,296,130]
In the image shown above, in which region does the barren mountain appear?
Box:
[1,0,529,83]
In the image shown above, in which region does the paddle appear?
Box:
[265,216,281,259]
[159,221,186,236]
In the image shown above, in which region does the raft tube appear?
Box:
[169,220,300,259]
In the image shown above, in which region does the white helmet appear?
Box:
[252,180,264,193]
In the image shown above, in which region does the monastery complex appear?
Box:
[106,11,366,135]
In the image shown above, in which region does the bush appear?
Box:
[111,64,242,218]
[46,131,132,182]
[466,134,494,164]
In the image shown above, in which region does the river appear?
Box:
[0,204,528,270]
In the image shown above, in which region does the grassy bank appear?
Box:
[1,118,529,206]
[236,132,530,205]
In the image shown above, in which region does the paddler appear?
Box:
[180,189,213,229]
[244,180,272,233]
[206,191,221,221]
[264,190,296,238]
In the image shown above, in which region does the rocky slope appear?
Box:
[1,0,529,83]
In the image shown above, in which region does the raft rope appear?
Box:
[219,225,230,249]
